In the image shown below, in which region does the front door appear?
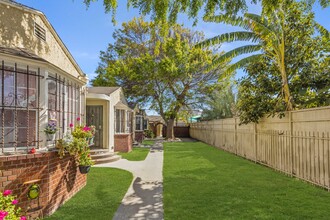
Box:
[86,106,103,148]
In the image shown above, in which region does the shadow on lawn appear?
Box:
[113,177,163,220]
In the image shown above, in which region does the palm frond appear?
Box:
[203,14,249,30]
[315,23,330,39]
[319,0,330,8]
[222,54,263,77]
[196,31,260,48]
[213,45,262,64]
[244,13,277,36]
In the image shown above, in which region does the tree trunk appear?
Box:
[166,118,175,140]
[280,57,294,111]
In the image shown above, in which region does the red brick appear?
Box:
[7,175,17,181]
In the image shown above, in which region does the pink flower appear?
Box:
[12,199,18,205]
[20,216,27,220]
[76,117,81,121]
[3,190,12,196]
[69,123,74,128]
[83,126,91,131]
[0,211,8,218]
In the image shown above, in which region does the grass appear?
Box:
[118,147,149,161]
[46,167,132,220]
[163,141,330,219]
[142,140,155,146]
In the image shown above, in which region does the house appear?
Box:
[86,87,134,152]
[0,0,88,218]
[129,103,147,143]
[146,115,165,138]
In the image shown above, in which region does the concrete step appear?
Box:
[90,149,109,155]
[91,152,117,160]
[93,155,121,164]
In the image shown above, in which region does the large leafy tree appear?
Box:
[202,80,236,120]
[92,18,222,138]
[82,0,329,25]
[198,0,329,111]
[237,1,330,124]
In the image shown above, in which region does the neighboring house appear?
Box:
[0,0,87,218]
[146,115,165,138]
[129,103,147,143]
[86,87,134,152]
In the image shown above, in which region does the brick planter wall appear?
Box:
[0,152,87,219]
[134,131,144,143]
[114,134,133,152]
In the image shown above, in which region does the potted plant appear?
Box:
[56,118,95,174]
[44,120,57,141]
[78,148,94,174]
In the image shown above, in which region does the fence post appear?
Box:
[254,122,258,163]
[289,111,294,176]
[235,118,238,155]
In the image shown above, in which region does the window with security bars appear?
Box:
[115,109,126,133]
[66,81,81,129]
[0,61,40,152]
[135,115,143,131]
[48,74,82,139]
[127,111,132,133]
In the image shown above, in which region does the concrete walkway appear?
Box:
[96,141,164,220]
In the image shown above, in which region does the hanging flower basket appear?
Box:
[79,165,91,174]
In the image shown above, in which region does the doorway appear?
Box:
[86,106,103,148]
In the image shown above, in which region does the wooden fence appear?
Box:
[190,106,330,190]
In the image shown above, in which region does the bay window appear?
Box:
[0,62,40,151]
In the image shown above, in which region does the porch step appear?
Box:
[93,155,122,164]
[90,149,109,155]
[90,150,121,164]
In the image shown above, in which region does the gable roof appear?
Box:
[0,46,47,62]
[0,0,86,78]
[87,87,120,95]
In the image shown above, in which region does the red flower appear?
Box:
[83,126,91,131]
[3,190,12,196]
[0,211,8,219]
[12,199,18,205]
[20,216,27,220]
[77,117,81,121]
[30,148,36,154]
[69,123,74,128]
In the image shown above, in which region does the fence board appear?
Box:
[190,106,330,190]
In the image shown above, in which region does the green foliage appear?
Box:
[237,2,330,124]
[144,129,155,138]
[92,17,223,137]
[0,190,24,220]
[83,0,329,26]
[56,122,95,166]
[202,80,236,120]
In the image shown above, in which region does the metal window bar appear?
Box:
[0,61,42,154]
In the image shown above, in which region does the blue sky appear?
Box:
[15,0,330,82]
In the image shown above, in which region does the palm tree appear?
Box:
[198,1,328,111]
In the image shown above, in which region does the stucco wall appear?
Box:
[0,3,82,78]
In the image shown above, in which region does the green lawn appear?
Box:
[163,141,330,219]
[46,167,132,220]
[142,140,155,146]
[118,147,149,161]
